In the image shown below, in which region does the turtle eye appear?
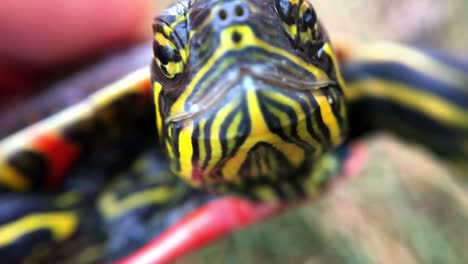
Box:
[275,0,322,49]
[297,2,321,44]
[152,21,186,81]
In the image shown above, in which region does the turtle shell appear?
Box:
[0,43,216,262]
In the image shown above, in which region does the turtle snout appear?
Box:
[214,1,250,27]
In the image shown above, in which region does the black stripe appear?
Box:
[201,116,215,170]
[0,195,58,223]
[191,125,200,166]
[291,93,320,152]
[172,125,182,172]
[259,90,316,152]
[258,91,296,142]
[271,183,287,200]
[173,20,189,44]
[7,151,48,190]
[342,62,468,108]
[188,8,210,29]
[349,98,467,159]
[219,105,239,159]
[323,87,345,138]
[226,100,251,160]
[297,92,323,149]
[420,47,468,73]
[288,179,306,198]
[305,91,332,148]
[0,229,55,263]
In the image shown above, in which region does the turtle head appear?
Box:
[152,0,347,199]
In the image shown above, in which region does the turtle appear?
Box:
[0,0,467,263]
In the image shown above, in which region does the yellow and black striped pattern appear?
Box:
[341,42,468,171]
[152,0,347,199]
[153,21,186,80]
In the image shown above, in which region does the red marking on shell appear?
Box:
[139,77,152,96]
[32,133,80,189]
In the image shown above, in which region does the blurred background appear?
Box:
[1,0,467,263]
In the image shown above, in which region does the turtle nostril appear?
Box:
[234,5,245,17]
[215,2,249,25]
[218,9,228,20]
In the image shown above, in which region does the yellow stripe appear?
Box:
[254,186,278,201]
[314,90,342,146]
[55,191,81,208]
[222,88,305,180]
[290,24,298,37]
[226,113,243,153]
[178,124,195,182]
[170,25,330,117]
[0,212,78,247]
[155,32,171,47]
[170,13,187,29]
[207,100,239,171]
[263,92,322,152]
[99,186,176,219]
[165,139,175,160]
[324,43,347,95]
[92,67,150,106]
[351,42,468,94]
[162,24,174,37]
[153,82,163,138]
[348,78,468,129]
[303,154,338,196]
[0,162,31,191]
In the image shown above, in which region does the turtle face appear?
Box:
[152,0,347,197]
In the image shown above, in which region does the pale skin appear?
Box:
[0,0,157,67]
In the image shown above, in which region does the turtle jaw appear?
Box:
[162,71,347,195]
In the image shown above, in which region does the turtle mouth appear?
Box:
[165,65,336,124]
